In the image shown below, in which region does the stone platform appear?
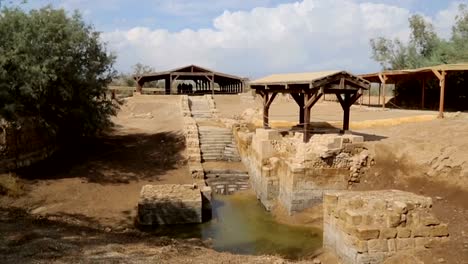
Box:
[323,190,449,264]
[138,184,203,225]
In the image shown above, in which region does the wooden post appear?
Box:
[260,89,277,129]
[368,84,371,106]
[432,69,447,118]
[211,76,215,96]
[343,93,350,131]
[421,77,425,109]
[165,77,170,94]
[378,73,388,108]
[290,93,304,127]
[303,93,311,143]
[169,74,173,95]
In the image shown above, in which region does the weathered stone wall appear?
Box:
[234,127,370,214]
[323,190,449,264]
[180,96,204,179]
[0,118,56,172]
[138,184,203,225]
[204,94,219,120]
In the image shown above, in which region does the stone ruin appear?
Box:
[323,190,449,264]
[138,184,213,225]
[234,128,371,214]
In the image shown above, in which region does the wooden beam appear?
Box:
[339,77,345,89]
[349,91,362,106]
[432,69,447,118]
[291,93,304,126]
[172,72,214,77]
[336,93,345,108]
[266,92,277,108]
[421,77,425,109]
[342,93,351,131]
[303,93,311,143]
[304,90,323,109]
[261,91,270,129]
[378,73,388,109]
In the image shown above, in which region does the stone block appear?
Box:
[387,239,396,252]
[345,209,363,225]
[395,238,414,251]
[138,184,202,225]
[255,128,281,140]
[397,227,412,238]
[356,227,380,240]
[367,239,388,253]
[419,211,441,226]
[343,233,368,253]
[379,228,397,239]
[430,224,449,237]
[413,226,432,237]
[387,213,402,228]
[356,252,385,264]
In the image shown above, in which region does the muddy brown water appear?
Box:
[144,192,322,260]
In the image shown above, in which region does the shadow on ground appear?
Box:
[15,131,186,184]
[0,207,206,263]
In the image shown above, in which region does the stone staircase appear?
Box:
[199,126,241,162]
[205,169,249,195]
[189,96,212,119]
[188,95,249,195]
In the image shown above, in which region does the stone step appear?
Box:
[205,169,248,174]
[200,143,229,148]
[200,141,232,144]
[199,131,231,135]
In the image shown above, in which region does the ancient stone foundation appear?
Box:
[235,128,369,214]
[138,184,203,225]
[323,190,449,264]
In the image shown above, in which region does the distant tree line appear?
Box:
[370,4,468,110]
[111,63,163,88]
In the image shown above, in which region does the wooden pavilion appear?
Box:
[134,64,245,95]
[250,71,370,142]
[360,63,468,118]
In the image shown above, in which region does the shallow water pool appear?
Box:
[147,193,322,259]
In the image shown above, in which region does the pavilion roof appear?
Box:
[360,63,468,83]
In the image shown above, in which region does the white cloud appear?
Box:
[434,1,464,39]
[101,0,438,78]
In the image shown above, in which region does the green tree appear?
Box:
[370,4,468,70]
[0,6,117,138]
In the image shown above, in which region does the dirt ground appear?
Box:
[1,94,467,263]
[1,95,192,229]
[353,115,468,264]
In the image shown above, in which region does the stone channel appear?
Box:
[189,95,250,195]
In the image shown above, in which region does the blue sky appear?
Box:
[17,0,468,78]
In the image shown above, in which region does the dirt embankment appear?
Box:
[352,114,468,264]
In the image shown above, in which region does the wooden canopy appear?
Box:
[251,71,370,142]
[134,64,245,95]
[360,63,468,118]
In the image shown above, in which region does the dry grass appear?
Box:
[0,173,24,197]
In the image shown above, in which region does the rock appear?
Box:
[313,258,321,264]
[104,227,111,232]
[438,258,445,263]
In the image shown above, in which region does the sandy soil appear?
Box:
[214,94,437,124]
[0,95,192,229]
[352,114,468,264]
[1,94,467,263]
